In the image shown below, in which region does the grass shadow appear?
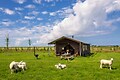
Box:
[89,52,97,57]
[84,52,97,57]
[112,67,117,70]
[101,66,117,70]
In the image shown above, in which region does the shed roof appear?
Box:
[48,36,90,45]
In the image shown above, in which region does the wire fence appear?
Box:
[0,46,120,53]
[0,47,54,53]
[91,46,120,53]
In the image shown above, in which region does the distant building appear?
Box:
[48,36,90,56]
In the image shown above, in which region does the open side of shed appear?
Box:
[48,36,90,56]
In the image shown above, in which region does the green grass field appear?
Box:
[0,50,120,80]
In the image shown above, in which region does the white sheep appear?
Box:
[100,58,113,70]
[55,63,66,69]
[9,61,27,74]
[9,61,19,74]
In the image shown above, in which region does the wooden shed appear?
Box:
[48,36,90,56]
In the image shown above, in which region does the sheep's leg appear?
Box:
[100,64,102,69]
[68,58,69,61]
[22,68,24,71]
[109,65,112,70]
[11,70,13,74]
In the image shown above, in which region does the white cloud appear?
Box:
[28,11,39,16]
[24,16,35,20]
[0,7,3,11]
[48,7,73,18]
[21,21,29,24]
[15,7,24,11]
[64,8,74,15]
[4,8,15,15]
[33,0,41,4]
[25,4,35,9]
[15,38,28,46]
[37,18,43,21]
[1,22,13,26]
[45,0,53,2]
[13,0,26,4]
[49,12,56,16]
[106,0,120,13]
[0,25,51,46]
[60,7,74,17]
[41,11,48,14]
[0,8,15,15]
[16,19,30,24]
[38,0,120,44]
[0,19,14,26]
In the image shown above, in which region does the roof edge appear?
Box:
[48,36,90,45]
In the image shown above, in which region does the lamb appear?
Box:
[100,58,113,70]
[55,63,66,69]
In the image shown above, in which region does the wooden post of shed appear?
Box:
[79,43,82,56]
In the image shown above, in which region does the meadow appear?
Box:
[0,47,120,80]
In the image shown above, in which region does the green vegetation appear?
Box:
[0,49,120,80]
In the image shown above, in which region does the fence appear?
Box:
[0,47,54,53]
[91,46,120,53]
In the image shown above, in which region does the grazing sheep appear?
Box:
[9,61,19,74]
[100,58,113,70]
[55,63,66,69]
[9,61,27,74]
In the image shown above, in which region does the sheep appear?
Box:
[9,61,20,74]
[55,63,66,69]
[100,58,113,70]
[9,61,27,74]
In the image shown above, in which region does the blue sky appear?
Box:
[0,0,120,47]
